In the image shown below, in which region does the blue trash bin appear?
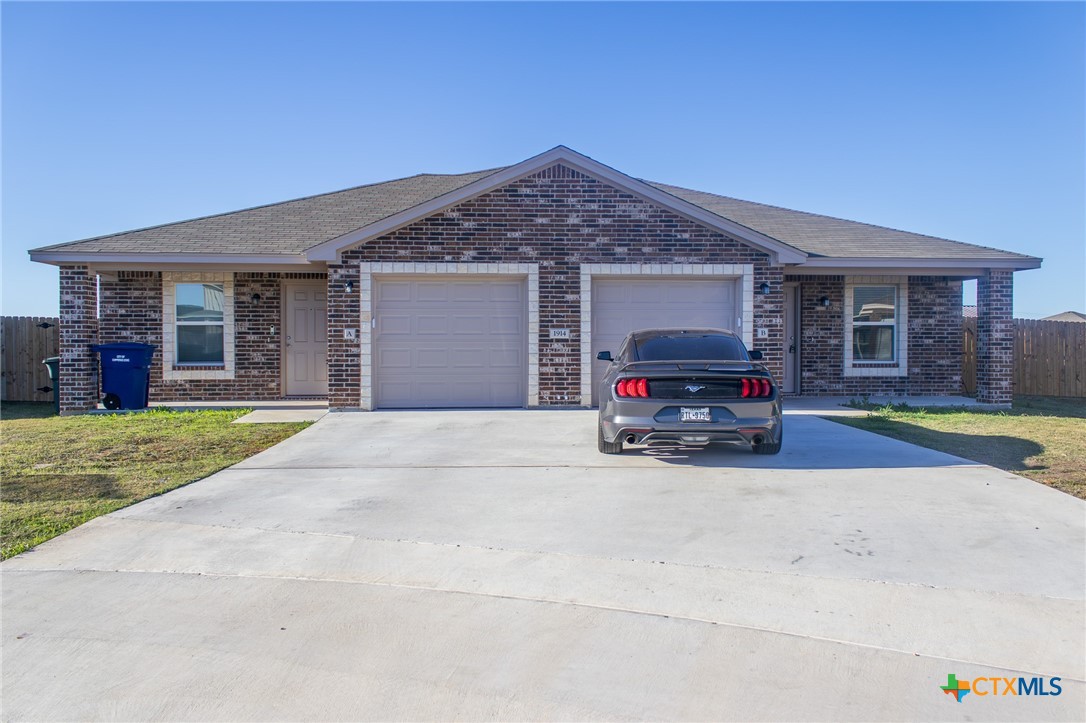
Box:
[90,343,156,410]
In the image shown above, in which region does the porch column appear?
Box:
[976,269,1014,405]
[58,265,99,414]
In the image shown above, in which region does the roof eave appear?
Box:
[29,251,314,266]
[794,256,1043,273]
[304,146,808,265]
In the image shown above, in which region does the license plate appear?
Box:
[679,407,712,423]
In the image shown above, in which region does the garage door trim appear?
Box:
[579,264,754,405]
[358,262,540,410]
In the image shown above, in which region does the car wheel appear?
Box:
[598,423,623,454]
[753,426,782,455]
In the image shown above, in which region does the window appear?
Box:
[852,285,896,362]
[175,283,225,364]
[636,334,747,362]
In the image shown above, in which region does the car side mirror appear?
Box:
[748,350,764,361]
[596,351,613,362]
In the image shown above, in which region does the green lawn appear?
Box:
[1,403,311,559]
[830,396,1086,500]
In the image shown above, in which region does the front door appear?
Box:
[782,284,798,394]
[284,283,328,396]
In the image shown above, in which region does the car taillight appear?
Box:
[615,378,651,398]
[740,377,773,398]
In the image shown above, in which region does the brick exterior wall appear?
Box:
[58,265,99,414]
[786,275,963,396]
[976,269,1014,404]
[57,164,991,411]
[327,263,361,408]
[96,271,325,401]
[329,164,779,408]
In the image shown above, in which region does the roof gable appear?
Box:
[304,146,807,264]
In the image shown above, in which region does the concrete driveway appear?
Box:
[3,410,1083,721]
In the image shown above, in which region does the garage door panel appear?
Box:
[595,284,630,304]
[591,278,738,406]
[489,315,521,334]
[415,349,449,368]
[450,316,488,335]
[449,348,487,368]
[490,348,521,367]
[490,282,523,302]
[377,348,413,369]
[449,283,487,302]
[415,283,449,302]
[375,276,527,409]
[379,315,413,335]
[379,282,412,302]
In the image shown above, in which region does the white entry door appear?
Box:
[284,283,328,396]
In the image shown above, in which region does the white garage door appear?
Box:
[375,276,526,409]
[591,278,739,405]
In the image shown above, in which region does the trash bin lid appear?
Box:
[90,342,156,351]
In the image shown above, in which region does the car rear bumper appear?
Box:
[600,399,782,446]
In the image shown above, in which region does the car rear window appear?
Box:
[635,335,748,361]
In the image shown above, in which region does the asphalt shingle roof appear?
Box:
[646,182,1032,260]
[33,169,504,256]
[34,166,1033,261]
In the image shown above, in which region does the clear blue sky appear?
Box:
[3,1,1083,318]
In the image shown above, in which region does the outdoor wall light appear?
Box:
[250,293,262,303]
[819,296,831,308]
[344,280,354,293]
[759,282,771,296]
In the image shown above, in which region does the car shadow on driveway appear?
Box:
[600,414,985,470]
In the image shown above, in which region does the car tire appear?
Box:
[753,427,783,455]
[598,424,624,454]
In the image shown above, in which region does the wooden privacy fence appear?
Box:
[1,316,60,403]
[963,318,1086,398]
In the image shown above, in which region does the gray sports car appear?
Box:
[596,328,783,455]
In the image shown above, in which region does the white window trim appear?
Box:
[357,262,540,411]
[162,272,236,380]
[843,276,908,377]
[579,264,754,405]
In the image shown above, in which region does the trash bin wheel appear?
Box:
[103,393,122,410]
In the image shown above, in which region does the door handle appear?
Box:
[286,335,292,348]
[788,344,796,354]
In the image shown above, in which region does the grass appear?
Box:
[0,403,311,559]
[831,396,1086,500]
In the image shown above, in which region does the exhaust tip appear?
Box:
[625,434,637,444]
[752,435,765,446]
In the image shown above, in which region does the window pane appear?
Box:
[637,335,747,361]
[853,286,895,323]
[177,325,224,363]
[176,283,224,322]
[853,326,895,361]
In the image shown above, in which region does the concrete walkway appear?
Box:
[150,399,328,423]
[3,410,1083,720]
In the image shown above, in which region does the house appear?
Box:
[30,146,1039,414]
[1040,311,1086,323]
